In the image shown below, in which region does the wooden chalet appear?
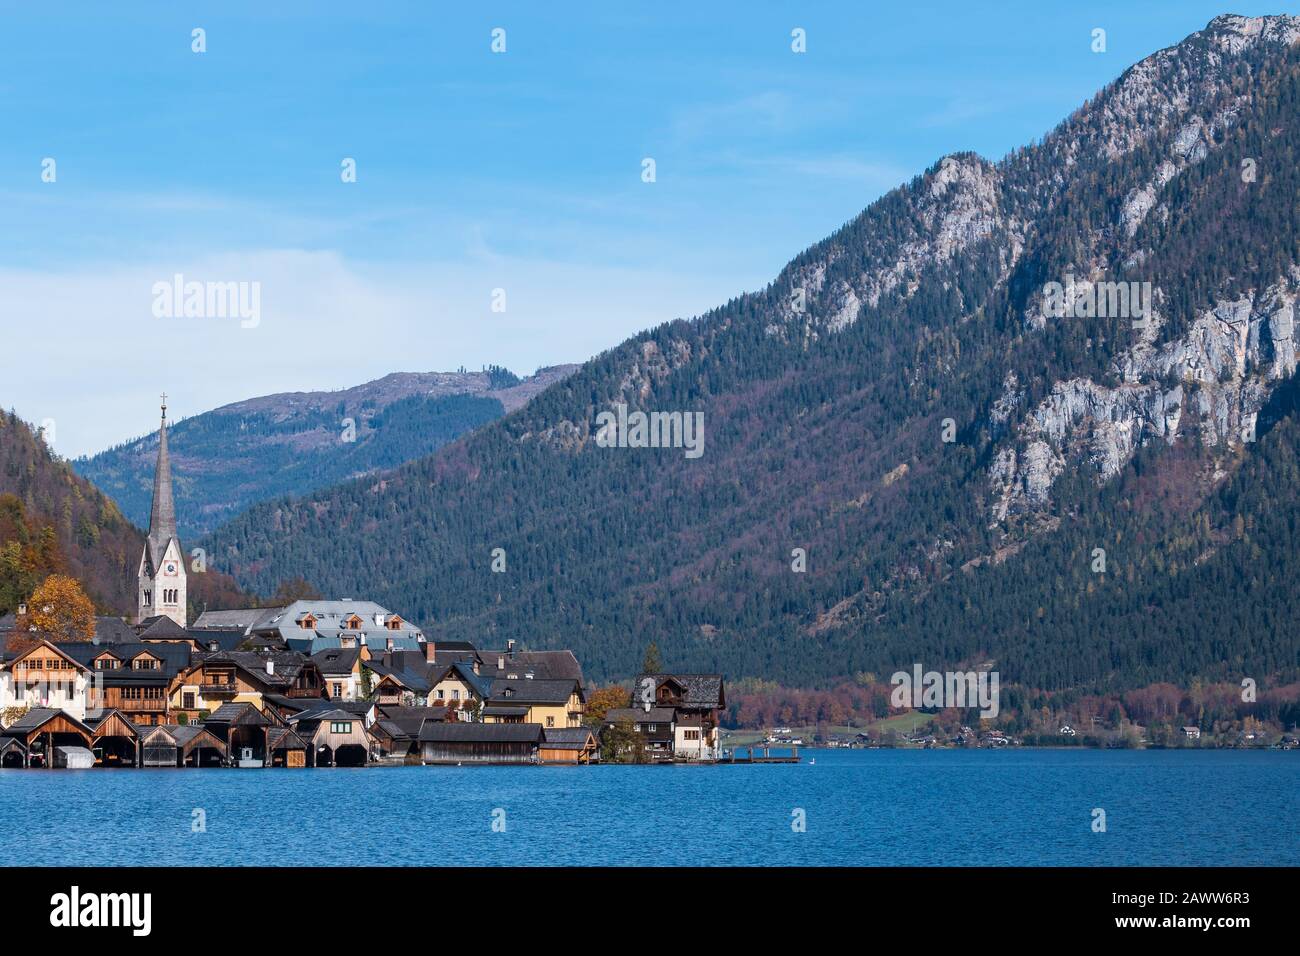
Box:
[171,650,325,723]
[65,641,192,727]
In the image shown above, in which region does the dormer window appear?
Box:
[298,613,318,630]
[344,615,363,630]
[386,616,403,631]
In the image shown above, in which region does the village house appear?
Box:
[312,646,363,701]
[0,639,96,722]
[603,706,677,760]
[484,676,584,728]
[636,673,725,760]
[169,650,325,723]
[64,640,191,728]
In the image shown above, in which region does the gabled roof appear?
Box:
[137,616,191,641]
[638,673,725,708]
[310,646,361,675]
[291,708,362,731]
[4,707,94,737]
[4,639,92,673]
[204,702,270,727]
[365,656,433,694]
[62,641,191,678]
[196,650,315,688]
[266,726,309,751]
[488,677,579,706]
[191,607,280,633]
[429,660,493,700]
[418,722,544,744]
[543,726,597,748]
[93,617,140,644]
[480,649,584,684]
[186,629,249,652]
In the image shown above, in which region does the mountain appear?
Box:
[203,15,1300,690]
[74,365,577,542]
[0,411,248,616]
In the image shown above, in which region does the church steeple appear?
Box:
[146,394,177,570]
[137,395,187,627]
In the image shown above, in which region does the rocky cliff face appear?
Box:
[992,276,1299,520]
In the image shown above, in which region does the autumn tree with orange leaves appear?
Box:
[584,684,631,726]
[15,574,96,643]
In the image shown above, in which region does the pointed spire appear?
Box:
[147,395,178,566]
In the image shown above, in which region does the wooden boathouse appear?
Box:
[419,721,543,764]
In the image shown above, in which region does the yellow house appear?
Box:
[483,677,584,729]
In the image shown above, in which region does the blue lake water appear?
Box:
[2,749,1296,866]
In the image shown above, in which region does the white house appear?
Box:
[0,640,96,724]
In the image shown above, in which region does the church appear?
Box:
[136,397,187,627]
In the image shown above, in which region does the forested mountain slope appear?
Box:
[0,411,247,617]
[75,365,576,541]
[203,15,1300,689]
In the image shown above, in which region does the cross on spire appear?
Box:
[160,392,167,417]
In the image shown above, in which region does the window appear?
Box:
[436,689,445,700]
[182,692,195,709]
[330,721,352,735]
[332,683,342,698]
[646,724,656,733]
[684,729,700,741]
[546,716,555,727]
[451,689,460,700]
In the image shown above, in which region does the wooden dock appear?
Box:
[719,746,801,764]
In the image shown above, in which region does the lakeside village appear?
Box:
[3,405,1298,767]
[0,404,744,770]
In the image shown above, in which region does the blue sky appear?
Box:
[1,1,1293,456]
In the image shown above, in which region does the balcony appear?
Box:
[200,682,238,695]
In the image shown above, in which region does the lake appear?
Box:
[2,749,1296,866]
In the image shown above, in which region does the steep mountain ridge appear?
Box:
[75,365,577,541]
[203,15,1300,689]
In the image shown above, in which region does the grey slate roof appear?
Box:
[543,726,596,747]
[638,673,725,708]
[418,722,543,744]
[488,677,579,706]
[480,649,584,684]
[204,702,269,727]
[191,608,280,633]
[311,646,361,675]
[137,616,191,641]
[61,641,191,679]
[92,617,140,644]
